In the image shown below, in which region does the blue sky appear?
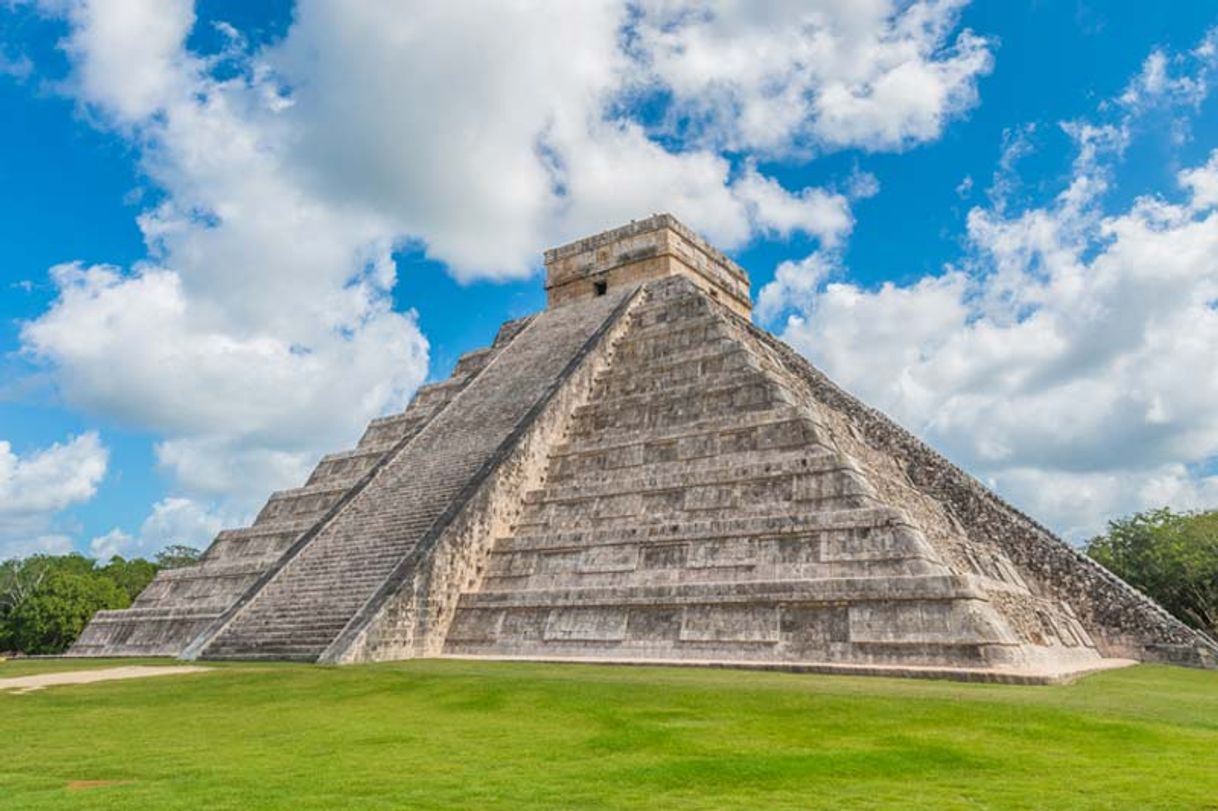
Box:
[2,1,1217,559]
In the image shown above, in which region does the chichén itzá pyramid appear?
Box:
[71,214,1218,682]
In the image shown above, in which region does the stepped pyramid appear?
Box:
[73,215,1217,682]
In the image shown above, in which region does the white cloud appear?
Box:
[90,496,226,560]
[20,0,431,516]
[0,433,107,560]
[756,252,840,324]
[995,465,1218,543]
[44,0,196,122]
[1181,149,1218,211]
[629,0,992,154]
[0,534,75,562]
[0,432,107,516]
[777,59,1218,544]
[261,0,990,275]
[1118,45,1213,111]
[15,1,991,544]
[733,166,855,246]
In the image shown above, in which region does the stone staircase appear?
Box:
[69,317,528,657]
[192,288,634,662]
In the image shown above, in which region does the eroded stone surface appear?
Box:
[71,214,1218,677]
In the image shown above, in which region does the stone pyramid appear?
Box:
[73,215,1217,682]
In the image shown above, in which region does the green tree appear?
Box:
[1086,507,1218,639]
[4,570,130,655]
[155,545,203,570]
[0,552,168,655]
[100,556,160,601]
[1,555,95,648]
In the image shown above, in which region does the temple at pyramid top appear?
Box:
[544,213,752,318]
[72,214,1216,682]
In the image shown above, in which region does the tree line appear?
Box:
[0,546,200,655]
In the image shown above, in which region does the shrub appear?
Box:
[1086,507,1218,639]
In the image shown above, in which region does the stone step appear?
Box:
[267,573,397,594]
[286,549,417,572]
[218,615,353,632]
[154,561,269,580]
[516,492,878,530]
[591,349,755,399]
[574,373,781,416]
[552,406,810,457]
[607,331,740,372]
[215,625,350,643]
[306,443,397,486]
[453,346,496,377]
[254,482,350,525]
[522,468,875,516]
[609,309,721,343]
[263,563,396,582]
[478,557,947,594]
[203,650,320,662]
[627,290,716,321]
[533,447,851,501]
[613,323,733,363]
[618,309,721,339]
[358,412,428,448]
[568,384,785,437]
[492,315,534,347]
[547,442,837,486]
[585,366,775,413]
[458,574,984,609]
[502,507,912,551]
[206,633,332,647]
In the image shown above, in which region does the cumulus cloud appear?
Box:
[1118,37,1216,112]
[774,31,1218,539]
[15,1,992,546]
[90,497,227,560]
[262,1,977,278]
[0,432,107,517]
[0,433,107,560]
[629,0,992,154]
[20,0,430,525]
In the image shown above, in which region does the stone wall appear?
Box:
[544,214,751,318]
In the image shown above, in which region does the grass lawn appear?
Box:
[2,658,1217,810]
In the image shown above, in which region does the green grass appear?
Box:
[2,659,1217,810]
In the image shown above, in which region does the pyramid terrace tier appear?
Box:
[444,578,1101,674]
[480,523,951,591]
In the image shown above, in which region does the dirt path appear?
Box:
[0,665,211,694]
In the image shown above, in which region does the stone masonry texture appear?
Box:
[72,214,1217,681]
